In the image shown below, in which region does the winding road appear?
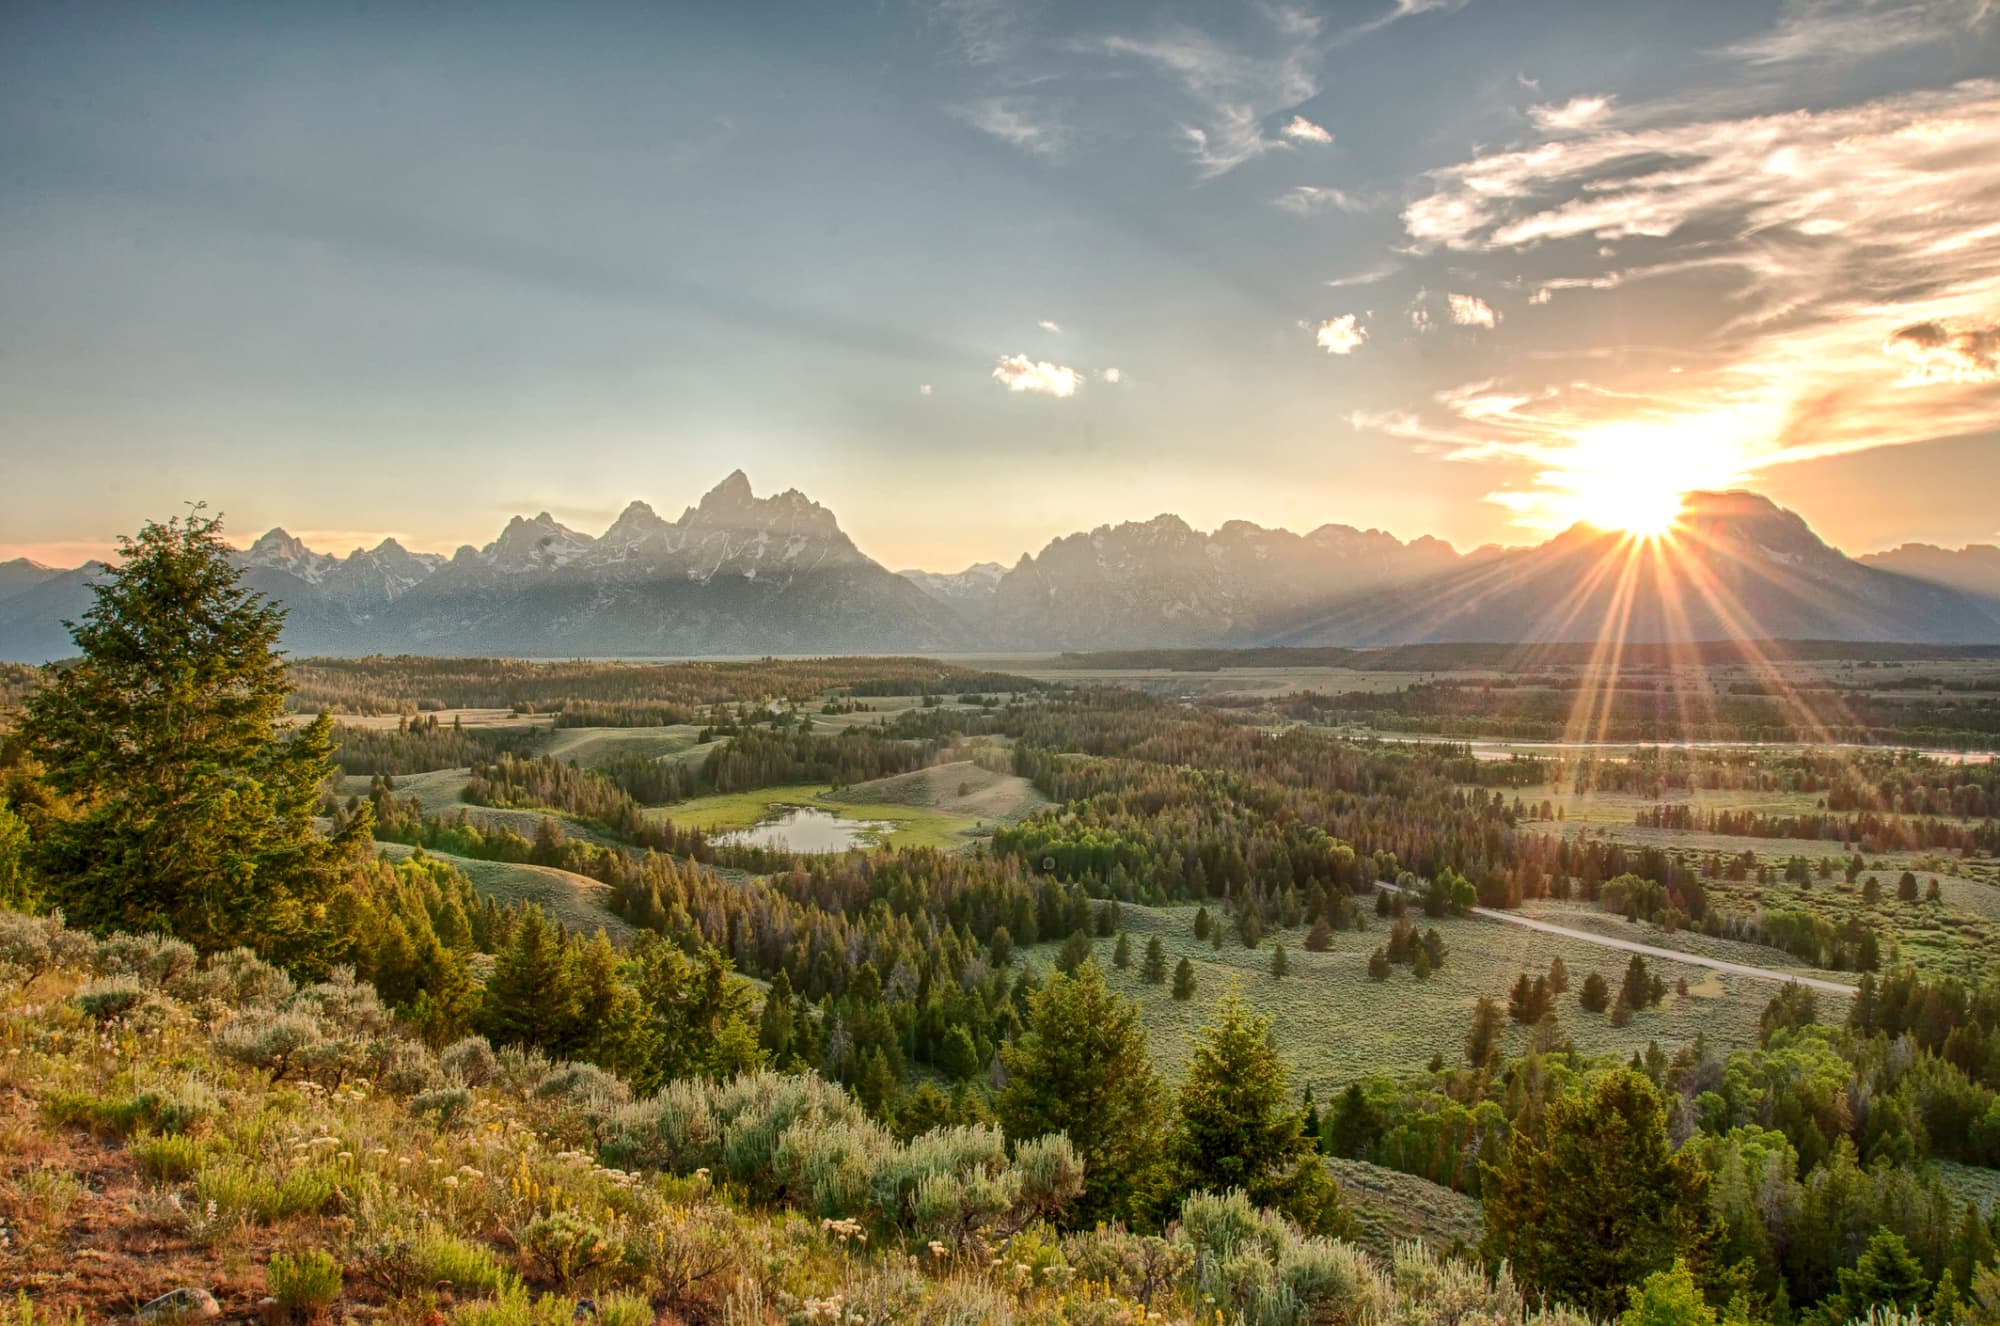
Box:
[1380,882,1856,996]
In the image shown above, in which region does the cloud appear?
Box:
[1386,78,2000,528]
[1448,293,1499,328]
[1093,9,1326,177]
[1334,0,1473,44]
[1885,319,2000,383]
[992,354,1083,396]
[1038,319,1063,333]
[955,98,1069,158]
[1281,115,1333,144]
[1314,314,1367,355]
[1101,367,1124,383]
[1721,0,1993,64]
[1528,95,1611,131]
[928,0,1028,66]
[1274,185,1366,215]
[919,383,934,396]
[1327,261,1399,288]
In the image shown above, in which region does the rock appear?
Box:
[136,1287,221,1322]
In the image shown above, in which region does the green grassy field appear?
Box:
[1024,900,1794,1091]
[835,759,1049,825]
[538,722,717,765]
[373,841,634,941]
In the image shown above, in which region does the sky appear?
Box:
[2,0,1998,572]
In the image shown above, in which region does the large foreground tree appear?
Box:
[22,509,358,962]
[999,960,1165,1227]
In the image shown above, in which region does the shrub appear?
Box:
[133,1133,217,1182]
[267,1248,343,1317]
[0,911,94,981]
[93,932,199,986]
[72,978,150,1022]
[216,1011,328,1082]
[376,1038,441,1096]
[517,1209,625,1289]
[362,1222,515,1297]
[412,1085,474,1128]
[441,1035,499,1087]
[532,1062,630,1108]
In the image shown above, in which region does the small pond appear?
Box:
[714,805,893,853]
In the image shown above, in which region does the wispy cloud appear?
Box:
[1101,367,1124,383]
[1281,114,1333,143]
[1314,314,1367,354]
[955,97,1070,158]
[1327,261,1400,288]
[1094,8,1326,177]
[1273,185,1367,215]
[1038,319,1063,333]
[1387,77,2000,526]
[928,0,1029,67]
[993,354,1084,396]
[1721,0,1994,65]
[1528,95,1611,131]
[1334,0,1473,45]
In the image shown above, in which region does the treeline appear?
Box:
[1276,676,2000,747]
[696,724,949,793]
[286,654,1037,717]
[330,714,539,775]
[1638,802,2000,854]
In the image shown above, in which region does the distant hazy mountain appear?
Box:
[4,483,1997,662]
[899,563,1006,623]
[1258,492,2000,647]
[1859,543,2000,601]
[985,514,1462,650]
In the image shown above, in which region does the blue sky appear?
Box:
[2,0,1997,570]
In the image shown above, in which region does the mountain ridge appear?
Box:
[2,481,1997,661]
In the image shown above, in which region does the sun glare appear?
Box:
[1533,423,1758,540]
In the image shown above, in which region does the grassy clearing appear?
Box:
[651,784,986,852]
[536,724,712,766]
[1026,901,1786,1090]
[340,766,474,806]
[372,843,634,942]
[311,708,552,731]
[1325,1157,1482,1258]
[836,760,1050,825]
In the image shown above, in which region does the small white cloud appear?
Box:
[1409,305,1434,332]
[1314,314,1366,355]
[1448,292,1499,328]
[992,354,1083,397]
[1281,114,1333,144]
[919,383,933,396]
[1528,287,1553,305]
[1101,367,1123,383]
[1529,95,1611,131]
[1038,319,1063,333]
[1274,185,1366,216]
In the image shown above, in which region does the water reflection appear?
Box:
[715,805,892,853]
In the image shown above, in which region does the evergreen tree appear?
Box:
[1194,906,1211,940]
[479,905,583,1053]
[1112,933,1132,970]
[999,962,1166,1227]
[1270,942,1289,979]
[1165,987,1345,1234]
[1619,1260,1715,1326]
[1172,957,1197,1000]
[759,968,799,1065]
[1466,995,1506,1067]
[1621,955,1655,1012]
[1368,947,1391,980]
[1056,927,1095,974]
[22,509,360,963]
[1817,1229,1928,1323]
[1482,1068,1713,1317]
[1141,935,1168,984]
[1304,916,1333,952]
[1581,970,1612,1012]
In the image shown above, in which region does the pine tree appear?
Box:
[1368,947,1391,981]
[479,905,583,1053]
[1547,955,1570,995]
[1193,906,1211,940]
[759,968,799,1065]
[1304,916,1333,952]
[1582,970,1612,1012]
[1620,955,1654,1012]
[1482,1069,1712,1317]
[1056,927,1094,974]
[22,509,359,963]
[1141,935,1168,984]
[999,963,1165,1227]
[1112,933,1132,970]
[1172,957,1197,1000]
[1466,995,1506,1067]
[1166,987,1345,1234]
[1270,943,1289,979]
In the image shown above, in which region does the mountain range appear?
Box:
[3,475,1998,662]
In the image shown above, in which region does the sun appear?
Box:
[1541,432,1702,539]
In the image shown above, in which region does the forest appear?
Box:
[2,512,1998,1324]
